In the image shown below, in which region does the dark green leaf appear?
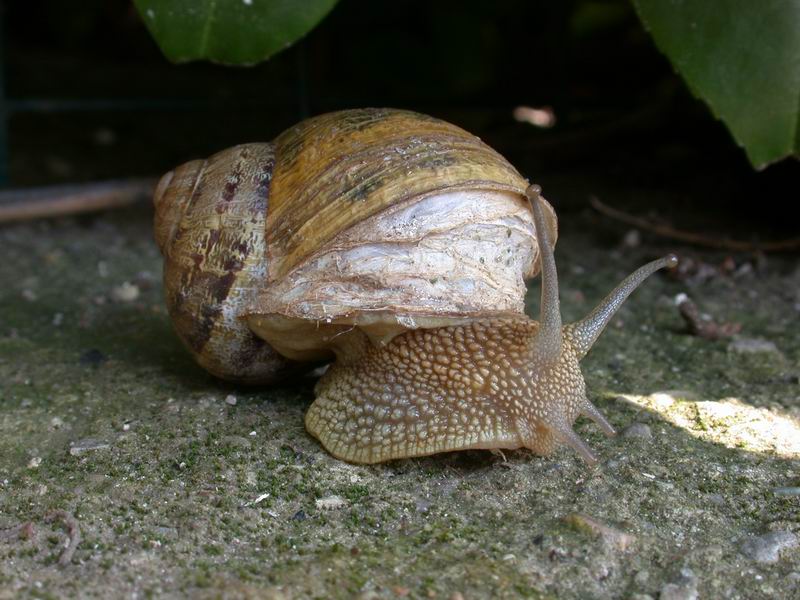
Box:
[134,0,339,65]
[633,0,800,168]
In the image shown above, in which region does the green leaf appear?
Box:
[633,0,800,168]
[134,0,339,65]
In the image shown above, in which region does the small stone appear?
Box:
[501,553,516,562]
[50,417,65,429]
[622,229,641,248]
[772,486,800,497]
[622,423,652,439]
[225,394,238,406]
[740,531,798,564]
[659,568,698,600]
[27,457,42,469]
[728,337,779,355]
[69,438,111,456]
[52,313,63,326]
[315,495,348,510]
[563,513,636,551]
[392,586,410,597]
[629,595,654,600]
[449,593,465,600]
[111,281,140,303]
[291,510,307,521]
[21,289,37,302]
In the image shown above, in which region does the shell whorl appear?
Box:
[153,143,297,383]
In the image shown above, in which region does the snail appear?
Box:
[154,107,676,465]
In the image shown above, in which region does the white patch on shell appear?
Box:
[251,190,539,357]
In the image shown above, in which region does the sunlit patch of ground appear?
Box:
[617,391,800,458]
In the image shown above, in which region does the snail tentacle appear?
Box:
[565,254,678,359]
[527,185,562,362]
[580,397,616,437]
[550,420,598,466]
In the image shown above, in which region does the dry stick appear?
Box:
[589,196,800,253]
[676,294,741,340]
[0,178,158,224]
[45,511,81,567]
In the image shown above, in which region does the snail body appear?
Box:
[154,108,675,465]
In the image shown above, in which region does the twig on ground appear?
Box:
[590,196,800,253]
[0,178,157,224]
[675,294,741,340]
[45,510,81,567]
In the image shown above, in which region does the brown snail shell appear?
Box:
[154,108,557,383]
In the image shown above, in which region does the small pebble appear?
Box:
[27,457,42,469]
[69,439,111,456]
[225,394,238,406]
[564,513,636,551]
[111,281,140,303]
[622,423,652,439]
[728,337,779,355]
[392,586,410,597]
[315,495,348,510]
[772,486,800,497]
[291,510,307,521]
[659,568,698,600]
[52,313,63,326]
[622,229,641,248]
[740,531,798,564]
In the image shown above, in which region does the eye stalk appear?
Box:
[526,183,678,362]
[525,184,677,464]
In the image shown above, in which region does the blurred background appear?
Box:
[1,0,797,237]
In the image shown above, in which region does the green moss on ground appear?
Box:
[1,207,798,599]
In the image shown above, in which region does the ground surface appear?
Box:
[0,202,798,599]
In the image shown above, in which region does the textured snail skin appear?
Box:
[306,188,677,464]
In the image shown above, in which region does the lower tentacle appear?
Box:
[550,422,598,466]
[581,398,616,437]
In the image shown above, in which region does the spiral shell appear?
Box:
[154,143,296,383]
[154,108,558,379]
